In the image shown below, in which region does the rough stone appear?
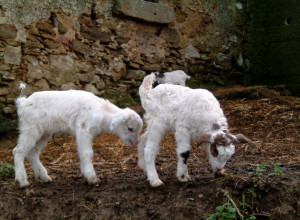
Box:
[61,82,80,91]
[6,39,21,47]
[110,59,126,82]
[0,24,17,40]
[170,50,181,58]
[80,26,111,43]
[0,71,16,81]
[184,44,200,59]
[36,21,55,34]
[0,64,11,71]
[160,27,180,43]
[43,39,61,49]
[23,40,44,55]
[126,70,146,81]
[78,73,90,83]
[27,67,44,83]
[135,33,165,62]
[142,64,161,71]
[91,75,106,90]
[49,54,75,72]
[92,42,106,51]
[128,62,140,69]
[84,84,102,96]
[26,56,39,66]
[23,48,40,56]
[189,64,204,74]
[45,45,66,54]
[216,53,231,70]
[0,87,9,96]
[34,78,50,90]
[4,46,22,65]
[72,39,93,56]
[165,58,176,64]
[2,106,15,114]
[105,88,121,95]
[113,0,174,24]
[122,80,141,87]
[47,54,78,86]
[24,40,44,49]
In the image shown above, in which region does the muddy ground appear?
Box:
[0,88,300,220]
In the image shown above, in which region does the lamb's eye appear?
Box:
[128,128,133,132]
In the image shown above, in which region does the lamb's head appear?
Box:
[155,72,165,78]
[197,131,251,173]
[153,72,165,85]
[110,108,143,147]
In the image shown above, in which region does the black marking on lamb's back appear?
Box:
[180,151,190,164]
[152,81,160,88]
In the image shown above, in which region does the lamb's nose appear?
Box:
[216,167,223,171]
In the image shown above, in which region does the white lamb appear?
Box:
[154,70,191,86]
[13,85,143,188]
[138,73,251,187]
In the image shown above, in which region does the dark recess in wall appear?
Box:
[244,0,300,96]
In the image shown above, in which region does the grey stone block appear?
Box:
[113,0,174,24]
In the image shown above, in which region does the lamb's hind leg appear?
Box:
[13,129,40,187]
[175,129,191,182]
[26,135,52,183]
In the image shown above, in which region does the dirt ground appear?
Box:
[0,88,300,220]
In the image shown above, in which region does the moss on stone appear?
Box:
[0,114,17,134]
[103,93,139,108]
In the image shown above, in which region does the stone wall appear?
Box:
[0,0,244,133]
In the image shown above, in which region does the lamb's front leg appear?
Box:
[143,129,165,187]
[144,142,163,187]
[76,131,99,185]
[175,130,191,182]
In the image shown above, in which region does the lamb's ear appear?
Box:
[110,112,127,131]
[234,134,252,144]
[158,72,164,78]
[196,133,212,146]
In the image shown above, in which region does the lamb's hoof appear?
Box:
[87,177,100,185]
[19,180,30,188]
[40,175,52,183]
[150,179,164,188]
[138,161,146,172]
[214,169,226,177]
[178,174,191,182]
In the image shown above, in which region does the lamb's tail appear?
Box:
[15,82,27,113]
[139,73,155,104]
[18,82,26,97]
